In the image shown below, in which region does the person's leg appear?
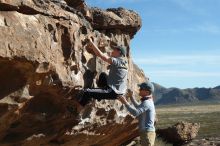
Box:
[79,87,118,106]
[140,131,149,146]
[97,72,108,88]
[140,131,156,146]
[147,131,156,146]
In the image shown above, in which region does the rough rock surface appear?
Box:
[0,0,145,145]
[157,121,200,145]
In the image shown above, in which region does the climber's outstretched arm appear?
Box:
[87,38,112,64]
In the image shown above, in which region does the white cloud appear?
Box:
[110,0,140,2]
[146,24,220,35]
[195,24,220,35]
[87,0,141,4]
[134,55,220,66]
[147,70,220,77]
[134,54,220,79]
[169,0,208,16]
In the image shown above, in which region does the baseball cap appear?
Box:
[112,45,127,56]
[138,81,154,93]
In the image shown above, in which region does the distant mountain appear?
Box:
[153,83,220,105]
[214,86,220,89]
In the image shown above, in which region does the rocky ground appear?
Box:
[184,137,220,146]
[125,136,220,146]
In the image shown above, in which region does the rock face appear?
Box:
[0,0,145,145]
[157,121,200,145]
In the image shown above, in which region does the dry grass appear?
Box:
[156,102,220,138]
[157,103,220,114]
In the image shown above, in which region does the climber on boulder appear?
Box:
[76,37,128,106]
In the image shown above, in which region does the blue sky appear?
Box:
[86,0,220,89]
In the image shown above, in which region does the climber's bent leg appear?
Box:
[97,72,108,88]
[79,87,118,106]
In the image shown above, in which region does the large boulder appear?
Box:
[90,7,141,38]
[0,0,145,145]
[157,121,200,145]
